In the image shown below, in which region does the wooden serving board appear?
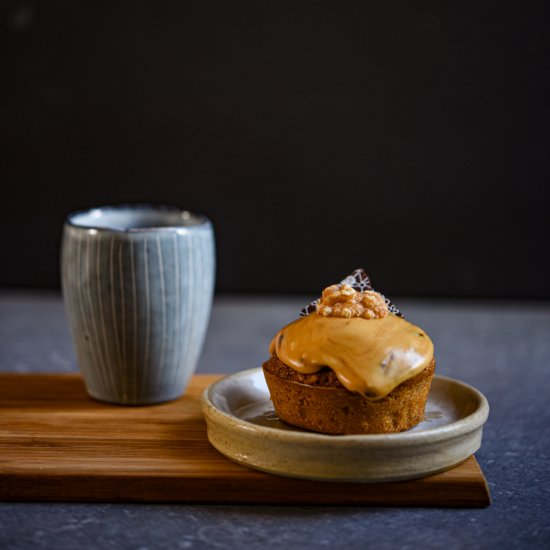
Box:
[0,374,490,507]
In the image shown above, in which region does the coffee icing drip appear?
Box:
[271,269,433,399]
[269,314,433,399]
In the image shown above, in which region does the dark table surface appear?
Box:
[1,291,549,549]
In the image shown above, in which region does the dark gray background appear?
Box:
[2,1,549,297]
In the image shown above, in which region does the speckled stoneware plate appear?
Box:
[201,368,489,482]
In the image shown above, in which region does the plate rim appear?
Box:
[201,367,490,447]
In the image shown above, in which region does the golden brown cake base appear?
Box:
[262,357,435,435]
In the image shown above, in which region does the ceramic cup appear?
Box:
[61,205,215,405]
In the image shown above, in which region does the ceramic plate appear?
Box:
[201,368,489,482]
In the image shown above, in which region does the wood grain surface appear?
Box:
[0,374,490,507]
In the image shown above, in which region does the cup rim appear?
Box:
[65,204,211,233]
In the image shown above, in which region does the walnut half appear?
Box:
[316,284,389,319]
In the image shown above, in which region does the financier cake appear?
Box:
[262,269,435,435]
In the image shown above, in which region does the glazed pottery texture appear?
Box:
[61,205,215,405]
[201,368,489,482]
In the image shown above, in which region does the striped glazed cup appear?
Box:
[61,205,215,405]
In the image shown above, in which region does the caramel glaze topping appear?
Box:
[269,313,434,400]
